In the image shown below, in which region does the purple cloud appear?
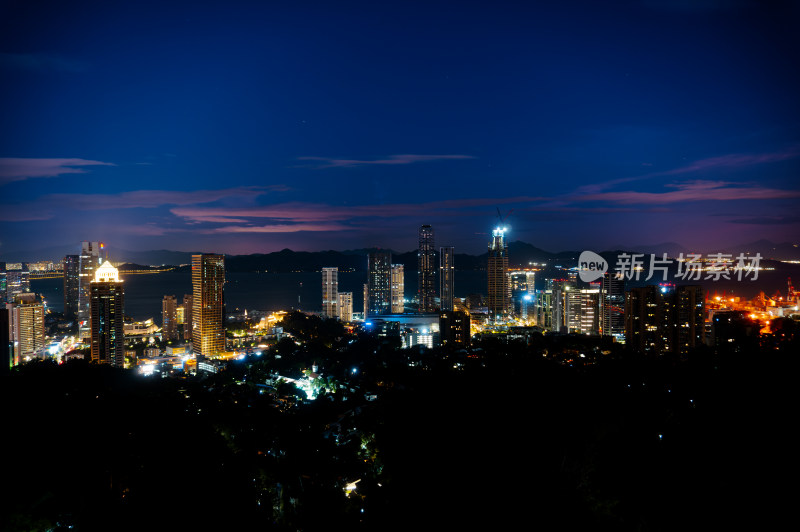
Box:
[296,154,475,168]
[0,158,115,184]
[573,180,800,205]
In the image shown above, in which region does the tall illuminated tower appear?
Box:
[78,241,103,338]
[8,293,44,366]
[192,254,225,357]
[322,267,338,318]
[487,228,511,320]
[367,251,392,317]
[90,260,124,367]
[63,255,80,319]
[162,295,178,340]
[418,225,436,312]
[439,246,454,312]
[391,264,404,314]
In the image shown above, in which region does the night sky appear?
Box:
[1,0,798,257]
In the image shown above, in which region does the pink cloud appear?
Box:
[0,158,115,184]
[296,154,475,168]
[573,180,800,205]
[204,223,353,233]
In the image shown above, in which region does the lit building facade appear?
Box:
[337,292,353,322]
[418,225,436,312]
[192,254,225,357]
[367,251,392,317]
[4,264,30,304]
[63,254,80,319]
[181,294,193,340]
[487,228,511,320]
[90,261,125,367]
[322,267,338,318]
[391,264,404,314]
[8,294,44,365]
[600,272,625,339]
[79,241,103,338]
[162,295,178,340]
[625,284,702,355]
[439,246,454,312]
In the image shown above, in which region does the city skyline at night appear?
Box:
[1,1,799,258]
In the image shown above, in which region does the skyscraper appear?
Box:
[90,260,125,367]
[63,255,80,319]
[439,246,454,312]
[162,295,178,340]
[192,254,225,357]
[7,293,44,366]
[322,267,338,318]
[418,225,436,312]
[78,241,103,338]
[625,284,703,355]
[4,264,30,304]
[487,228,511,320]
[338,292,353,322]
[599,272,625,338]
[367,251,392,317]
[391,264,404,314]
[181,294,193,340]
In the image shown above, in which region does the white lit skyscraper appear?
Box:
[418,225,436,312]
[487,228,511,320]
[90,260,125,367]
[322,267,338,318]
[439,246,454,312]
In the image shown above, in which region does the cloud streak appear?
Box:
[296,154,475,168]
[572,180,800,205]
[0,158,116,184]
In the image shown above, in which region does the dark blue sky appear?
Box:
[1,0,798,257]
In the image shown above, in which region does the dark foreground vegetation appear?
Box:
[1,333,795,531]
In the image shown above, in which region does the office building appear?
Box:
[162,295,178,340]
[90,261,125,367]
[338,292,353,322]
[322,267,338,318]
[1,307,10,371]
[418,225,436,312]
[676,285,704,353]
[79,241,103,338]
[4,264,30,304]
[367,251,392,317]
[391,264,404,314]
[63,254,80,318]
[440,246,454,312]
[192,254,225,357]
[487,228,511,320]
[8,293,44,365]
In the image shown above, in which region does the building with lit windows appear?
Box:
[337,292,353,322]
[63,254,80,319]
[192,254,225,358]
[79,241,103,338]
[418,225,436,312]
[626,284,702,355]
[162,295,178,340]
[322,267,338,318]
[487,228,511,320]
[600,272,625,339]
[439,246,454,312]
[367,251,392,317]
[181,294,192,340]
[391,264,404,314]
[7,293,44,365]
[90,261,125,367]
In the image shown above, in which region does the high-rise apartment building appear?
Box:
[487,228,511,320]
[90,261,125,367]
[4,264,30,304]
[192,254,225,357]
[439,246,454,312]
[181,294,193,340]
[63,255,80,319]
[367,251,392,317]
[162,295,178,340]
[322,267,338,318]
[7,293,44,366]
[391,264,404,314]
[418,225,436,312]
[338,292,353,322]
[625,284,703,355]
[600,272,625,339]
